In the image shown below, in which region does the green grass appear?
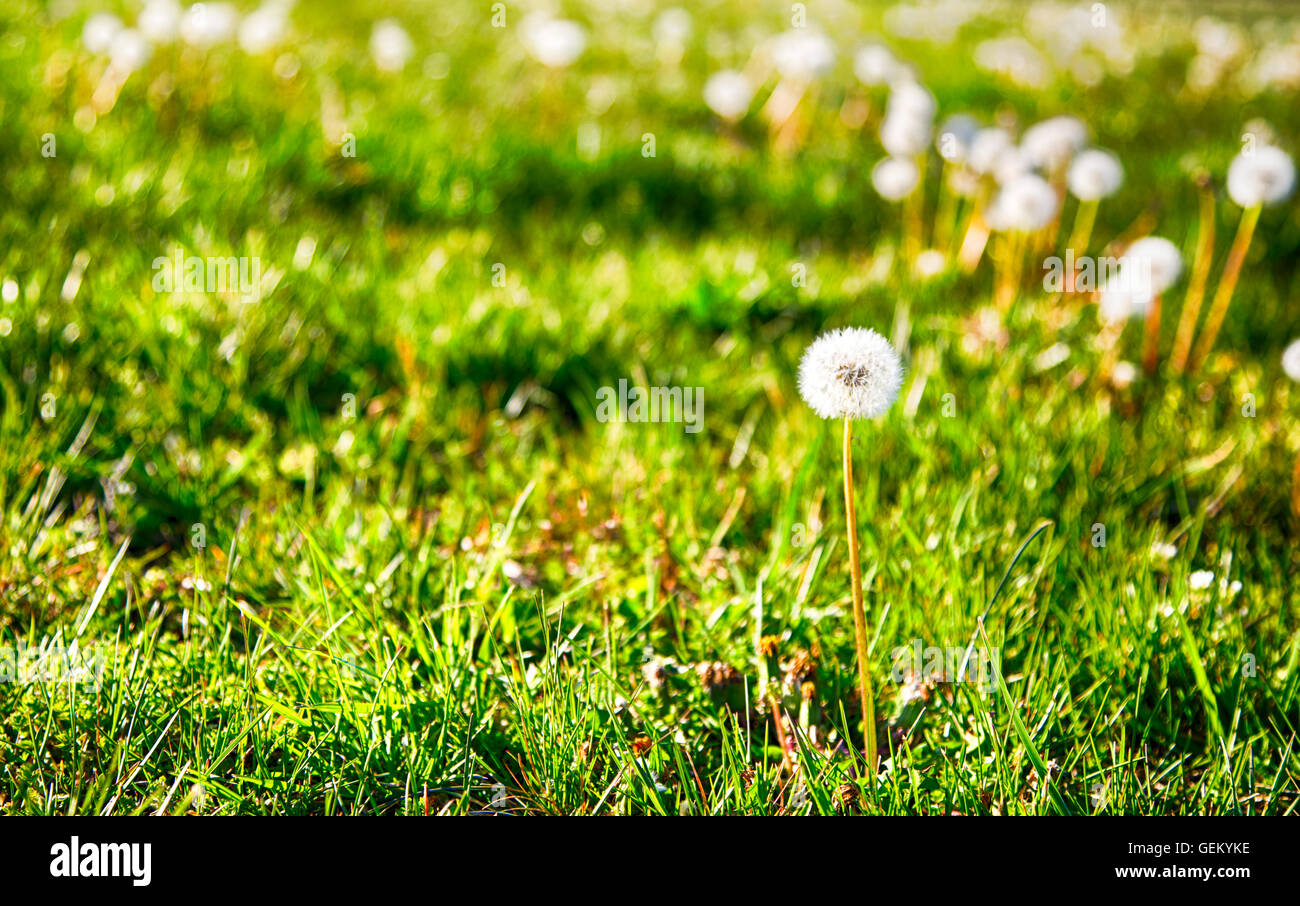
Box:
[1,0,1298,815]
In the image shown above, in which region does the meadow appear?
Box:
[1,0,1298,815]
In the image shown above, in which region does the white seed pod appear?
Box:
[872,156,920,201]
[1021,116,1088,170]
[1226,145,1296,208]
[82,12,124,54]
[703,70,754,120]
[798,328,904,420]
[520,13,587,68]
[1123,237,1183,295]
[987,173,1058,232]
[1068,149,1124,201]
[1282,338,1300,382]
[853,44,898,86]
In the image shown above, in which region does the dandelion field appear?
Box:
[2,0,1300,818]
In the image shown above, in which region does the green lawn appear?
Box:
[1,0,1298,815]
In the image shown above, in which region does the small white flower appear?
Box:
[82,12,124,54]
[872,156,920,201]
[987,173,1058,232]
[1188,570,1215,591]
[936,114,979,164]
[1282,338,1300,382]
[139,0,182,44]
[853,44,898,85]
[1021,116,1088,171]
[180,3,239,48]
[703,70,753,120]
[238,5,287,55]
[521,13,587,68]
[798,328,904,420]
[1226,146,1296,208]
[770,29,835,81]
[370,19,413,72]
[1068,149,1124,201]
[109,28,151,73]
[1124,237,1183,295]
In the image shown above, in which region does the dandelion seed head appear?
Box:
[109,28,151,73]
[180,2,239,48]
[853,44,898,86]
[1124,236,1182,294]
[887,81,935,122]
[967,128,1014,176]
[521,13,587,68]
[703,70,753,120]
[872,156,919,201]
[1227,145,1296,208]
[370,19,413,72]
[139,0,182,44]
[238,5,287,55]
[880,112,931,157]
[1282,338,1300,382]
[82,12,124,54]
[798,327,903,420]
[936,114,980,164]
[1021,115,1088,170]
[771,30,835,81]
[1068,149,1124,201]
[987,173,1058,232]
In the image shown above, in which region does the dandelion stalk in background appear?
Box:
[1189,203,1260,372]
[1190,145,1295,372]
[1169,174,1217,375]
[798,328,903,777]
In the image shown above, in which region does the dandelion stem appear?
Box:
[1190,203,1260,373]
[1170,180,1217,375]
[842,416,878,777]
[1141,292,1162,375]
[1066,199,1098,261]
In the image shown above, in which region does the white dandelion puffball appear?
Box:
[872,156,920,201]
[1021,116,1088,170]
[521,14,587,68]
[1098,283,1150,323]
[1282,338,1300,382]
[109,29,151,73]
[967,128,1014,176]
[880,113,930,158]
[139,0,182,43]
[82,12,124,54]
[238,5,287,55]
[371,19,414,72]
[936,114,979,163]
[888,81,935,122]
[1226,146,1296,208]
[798,328,904,420]
[180,3,239,48]
[1068,149,1124,201]
[1123,237,1183,295]
[770,29,835,81]
[703,70,754,120]
[854,44,898,85]
[988,173,1058,232]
